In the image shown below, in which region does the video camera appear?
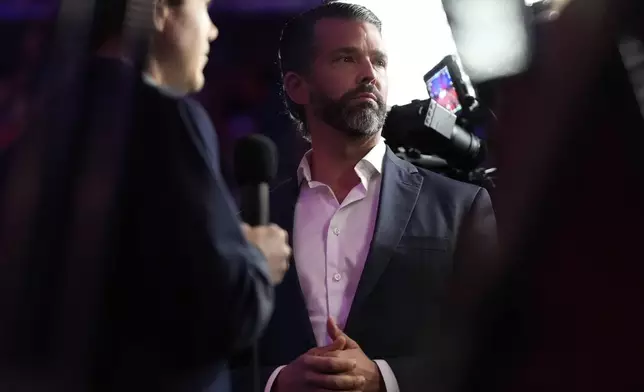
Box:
[382,55,496,187]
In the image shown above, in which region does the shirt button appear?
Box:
[332,227,340,235]
[333,273,342,282]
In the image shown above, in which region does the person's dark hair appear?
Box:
[278,1,382,139]
[90,0,184,51]
[90,0,128,51]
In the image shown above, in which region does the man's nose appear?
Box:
[358,61,377,86]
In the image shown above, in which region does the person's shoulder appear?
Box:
[405,166,493,226]
[417,167,482,196]
[181,96,208,117]
[177,96,216,132]
[388,151,482,199]
[173,96,220,157]
[409,165,487,211]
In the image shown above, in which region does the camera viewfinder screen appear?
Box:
[426,66,462,114]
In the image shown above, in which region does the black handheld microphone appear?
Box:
[234,134,278,226]
[233,133,278,392]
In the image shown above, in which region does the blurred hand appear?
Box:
[241,223,291,284]
[325,318,384,392]
[274,336,366,392]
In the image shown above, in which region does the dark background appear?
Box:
[0,0,317,185]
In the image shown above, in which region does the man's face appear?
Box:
[301,18,389,140]
[151,0,218,93]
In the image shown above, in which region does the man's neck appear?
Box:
[95,39,186,98]
[145,59,172,89]
[141,58,188,97]
[308,122,380,202]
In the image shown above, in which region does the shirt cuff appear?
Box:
[264,365,286,392]
[374,359,400,392]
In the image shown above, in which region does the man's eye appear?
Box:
[335,56,354,63]
[374,59,387,68]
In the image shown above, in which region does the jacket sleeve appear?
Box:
[158,98,275,359]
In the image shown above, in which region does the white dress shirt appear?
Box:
[265,138,400,392]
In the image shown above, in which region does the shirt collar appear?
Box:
[297,137,387,187]
[142,73,186,98]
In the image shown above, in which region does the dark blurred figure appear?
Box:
[622,0,644,38]
[86,0,294,390]
[1,0,292,391]
[440,1,644,391]
[0,21,47,149]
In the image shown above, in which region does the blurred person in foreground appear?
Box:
[229,2,497,392]
[460,1,644,391]
[86,0,291,390]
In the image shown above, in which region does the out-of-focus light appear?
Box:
[444,0,530,82]
[341,0,461,106]
[0,3,57,20]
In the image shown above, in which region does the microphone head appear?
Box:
[234,134,278,186]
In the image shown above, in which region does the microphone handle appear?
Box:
[240,183,270,226]
[239,182,269,392]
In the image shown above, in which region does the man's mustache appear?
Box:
[344,84,384,106]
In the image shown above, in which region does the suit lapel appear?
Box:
[269,178,317,349]
[345,148,423,333]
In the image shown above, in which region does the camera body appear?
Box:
[382,55,495,187]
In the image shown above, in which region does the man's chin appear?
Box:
[345,103,380,117]
[342,119,381,139]
[187,73,206,94]
[348,99,378,110]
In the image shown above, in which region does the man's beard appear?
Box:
[310,84,387,140]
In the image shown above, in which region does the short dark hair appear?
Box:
[90,0,184,51]
[90,0,128,50]
[278,1,382,139]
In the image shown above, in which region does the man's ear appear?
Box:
[283,71,309,106]
[152,0,171,33]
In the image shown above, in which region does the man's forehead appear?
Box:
[312,18,383,50]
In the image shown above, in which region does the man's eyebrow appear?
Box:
[330,46,361,55]
[330,47,388,59]
[371,49,388,61]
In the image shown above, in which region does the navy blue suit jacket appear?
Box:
[230,147,497,392]
[87,59,274,391]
